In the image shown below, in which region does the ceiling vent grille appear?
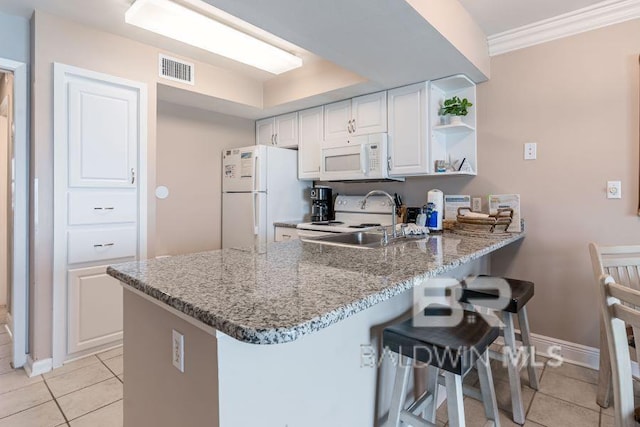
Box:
[159,54,195,85]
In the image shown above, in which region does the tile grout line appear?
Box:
[97,355,122,380]
[51,375,118,399]
[64,398,124,424]
[43,375,71,425]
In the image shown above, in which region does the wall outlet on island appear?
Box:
[172,330,184,372]
[472,198,482,212]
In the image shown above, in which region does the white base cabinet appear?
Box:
[274,227,299,242]
[67,265,123,355]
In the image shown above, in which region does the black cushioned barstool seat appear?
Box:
[457,275,537,425]
[383,310,499,375]
[458,276,534,313]
[383,309,501,427]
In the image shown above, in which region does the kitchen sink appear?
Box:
[302,230,422,249]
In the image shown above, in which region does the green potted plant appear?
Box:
[438,96,473,125]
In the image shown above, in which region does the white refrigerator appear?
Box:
[222,145,309,249]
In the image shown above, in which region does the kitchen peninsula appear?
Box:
[108,231,524,427]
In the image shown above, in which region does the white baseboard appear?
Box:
[493,331,599,369]
[529,333,600,370]
[24,356,53,377]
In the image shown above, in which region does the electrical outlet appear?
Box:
[472,198,482,212]
[172,330,184,372]
[524,142,537,160]
[524,142,537,159]
[607,181,622,199]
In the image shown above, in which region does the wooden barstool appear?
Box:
[383,309,501,427]
[459,276,538,425]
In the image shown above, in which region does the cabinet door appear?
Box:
[352,91,387,135]
[68,81,138,188]
[256,118,275,146]
[67,265,123,354]
[298,107,323,180]
[274,112,298,148]
[323,100,351,142]
[388,83,429,176]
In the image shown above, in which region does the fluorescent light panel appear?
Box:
[125,0,303,74]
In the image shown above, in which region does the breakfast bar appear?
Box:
[107,231,524,427]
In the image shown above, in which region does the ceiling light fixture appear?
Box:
[125,0,303,74]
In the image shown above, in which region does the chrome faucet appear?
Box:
[361,190,398,239]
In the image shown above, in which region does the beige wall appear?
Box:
[156,102,253,255]
[328,19,640,348]
[30,11,262,361]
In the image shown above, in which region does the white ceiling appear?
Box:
[0,0,612,74]
[457,0,606,35]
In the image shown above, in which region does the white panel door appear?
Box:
[323,100,351,142]
[256,118,275,146]
[352,91,387,135]
[53,63,147,367]
[67,265,123,354]
[274,112,298,148]
[298,107,323,180]
[222,192,267,249]
[68,81,138,188]
[388,83,429,176]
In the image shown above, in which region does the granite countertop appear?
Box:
[273,220,304,228]
[108,231,524,345]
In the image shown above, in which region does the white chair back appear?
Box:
[599,274,640,427]
[590,244,640,358]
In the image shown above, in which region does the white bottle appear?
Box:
[427,189,444,231]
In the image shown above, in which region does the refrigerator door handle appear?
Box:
[253,153,259,191]
[252,192,259,235]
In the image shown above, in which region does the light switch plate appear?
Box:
[172,330,184,372]
[607,181,622,199]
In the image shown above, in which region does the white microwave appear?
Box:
[319,133,403,181]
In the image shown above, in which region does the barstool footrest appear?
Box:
[406,390,434,415]
[437,373,484,401]
[399,411,436,427]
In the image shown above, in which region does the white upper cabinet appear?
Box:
[351,92,387,135]
[298,106,323,180]
[256,118,275,146]
[324,91,387,144]
[68,81,138,188]
[274,112,298,148]
[387,82,429,176]
[323,99,351,141]
[256,112,299,148]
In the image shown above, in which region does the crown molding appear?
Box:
[488,0,640,56]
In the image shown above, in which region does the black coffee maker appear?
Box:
[310,186,333,223]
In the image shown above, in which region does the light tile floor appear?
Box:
[0,307,628,426]
[0,307,123,426]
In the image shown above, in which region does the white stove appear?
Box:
[297,195,395,238]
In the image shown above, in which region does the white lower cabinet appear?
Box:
[67,265,123,354]
[275,227,299,242]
